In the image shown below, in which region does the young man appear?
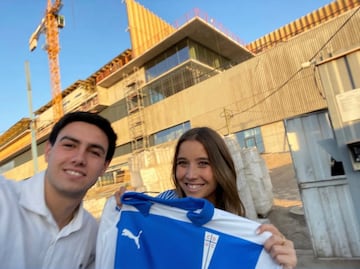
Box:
[0,111,117,269]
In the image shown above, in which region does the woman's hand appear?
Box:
[257,223,297,269]
[114,186,127,208]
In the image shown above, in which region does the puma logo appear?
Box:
[121,228,143,249]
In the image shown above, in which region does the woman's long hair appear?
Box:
[172,127,246,217]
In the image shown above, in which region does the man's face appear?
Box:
[44,121,110,199]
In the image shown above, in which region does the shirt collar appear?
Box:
[19,171,85,233]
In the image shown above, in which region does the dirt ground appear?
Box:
[262,152,312,250]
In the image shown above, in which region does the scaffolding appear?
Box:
[125,68,148,152]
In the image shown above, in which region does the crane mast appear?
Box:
[29,0,65,123]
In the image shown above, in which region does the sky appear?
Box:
[0,0,333,135]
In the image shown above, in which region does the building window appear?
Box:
[190,40,229,70]
[0,160,14,174]
[153,122,190,145]
[235,127,264,153]
[97,171,114,186]
[143,61,218,106]
[142,39,230,107]
[113,143,132,158]
[97,163,130,187]
[145,40,189,82]
[144,39,230,83]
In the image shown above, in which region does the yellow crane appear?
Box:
[29,0,65,122]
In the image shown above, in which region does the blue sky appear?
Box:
[0,0,332,134]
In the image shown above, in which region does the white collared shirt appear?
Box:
[0,172,98,269]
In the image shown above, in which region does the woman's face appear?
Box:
[175,140,217,204]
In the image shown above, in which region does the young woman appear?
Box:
[157,127,297,269]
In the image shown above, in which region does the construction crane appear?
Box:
[29,0,65,122]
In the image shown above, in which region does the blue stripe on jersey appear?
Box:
[156,189,178,199]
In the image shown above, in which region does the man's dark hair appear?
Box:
[48,111,117,161]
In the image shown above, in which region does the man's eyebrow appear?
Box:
[59,136,106,154]
[60,136,79,144]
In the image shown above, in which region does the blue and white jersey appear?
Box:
[156,189,178,199]
[97,192,281,269]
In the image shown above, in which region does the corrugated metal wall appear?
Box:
[285,37,360,259]
[285,111,360,258]
[215,7,360,133]
[246,0,360,54]
[125,0,175,57]
[316,46,360,255]
[317,47,360,144]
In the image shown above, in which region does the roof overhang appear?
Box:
[98,17,254,88]
[0,118,31,149]
[34,79,93,115]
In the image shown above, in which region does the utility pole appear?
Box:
[222,108,233,135]
[25,61,39,174]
